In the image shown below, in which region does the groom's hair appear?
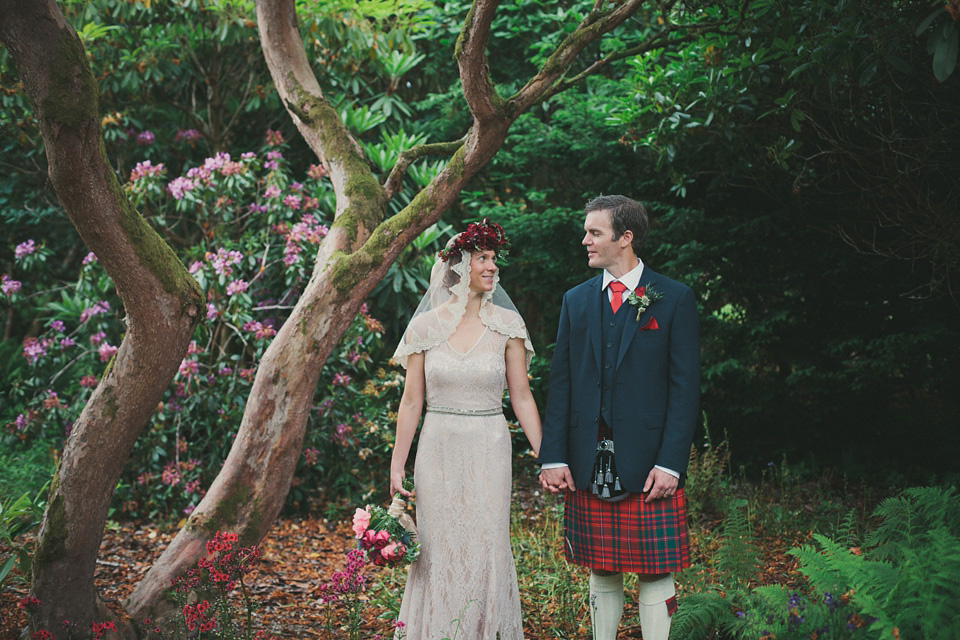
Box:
[584,195,649,255]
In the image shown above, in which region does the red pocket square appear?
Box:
[639,317,659,331]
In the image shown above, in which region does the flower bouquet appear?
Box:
[352,481,420,567]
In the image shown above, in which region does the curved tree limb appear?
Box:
[0,1,203,636]
[383,136,468,199]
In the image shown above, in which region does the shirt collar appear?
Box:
[603,258,645,293]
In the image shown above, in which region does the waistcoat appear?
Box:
[599,290,631,428]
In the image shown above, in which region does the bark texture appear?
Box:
[0,1,203,636]
[128,0,653,620]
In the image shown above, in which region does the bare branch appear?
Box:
[383,136,468,199]
[456,0,503,123]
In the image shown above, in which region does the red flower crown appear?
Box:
[438,218,510,262]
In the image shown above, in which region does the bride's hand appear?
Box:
[390,468,412,498]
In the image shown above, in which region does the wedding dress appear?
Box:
[395,327,524,639]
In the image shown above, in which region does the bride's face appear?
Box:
[468,250,498,293]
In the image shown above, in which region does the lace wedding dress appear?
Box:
[396,327,524,639]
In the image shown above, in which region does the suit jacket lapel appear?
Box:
[616,268,658,370]
[586,277,603,372]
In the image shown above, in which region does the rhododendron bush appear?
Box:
[1,130,406,519]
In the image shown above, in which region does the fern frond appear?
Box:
[714,504,761,587]
[670,591,733,639]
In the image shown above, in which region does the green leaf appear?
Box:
[915,7,945,36]
[933,23,959,82]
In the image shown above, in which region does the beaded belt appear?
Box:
[426,405,502,417]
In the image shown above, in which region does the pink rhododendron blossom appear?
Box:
[241,151,256,160]
[307,163,327,180]
[59,336,75,349]
[14,239,36,259]
[186,165,212,183]
[221,160,245,176]
[50,320,65,332]
[205,248,244,276]
[82,252,97,265]
[352,508,371,538]
[80,375,98,388]
[266,129,284,145]
[167,176,196,199]
[90,331,106,346]
[1,275,21,296]
[161,462,181,486]
[284,194,302,210]
[175,129,202,142]
[264,185,281,198]
[189,261,203,274]
[226,279,249,295]
[243,321,276,340]
[23,337,51,364]
[206,303,219,320]
[203,152,231,173]
[179,359,199,377]
[186,340,201,355]
[79,301,111,324]
[291,181,303,191]
[333,372,351,387]
[136,130,155,145]
[98,343,118,362]
[130,160,166,181]
[264,160,279,170]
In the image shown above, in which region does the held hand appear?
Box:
[539,466,577,494]
[643,467,679,503]
[390,468,412,498]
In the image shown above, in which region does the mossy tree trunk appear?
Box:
[0,0,203,637]
[126,0,669,621]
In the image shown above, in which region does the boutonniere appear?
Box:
[626,285,663,322]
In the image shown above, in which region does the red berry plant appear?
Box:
[141,530,277,640]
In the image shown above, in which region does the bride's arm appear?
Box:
[505,337,542,457]
[391,351,425,497]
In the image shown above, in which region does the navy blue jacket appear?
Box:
[539,268,700,491]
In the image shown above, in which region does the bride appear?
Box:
[390,218,542,639]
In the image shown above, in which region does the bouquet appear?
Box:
[352,482,420,567]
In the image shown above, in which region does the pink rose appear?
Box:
[373,530,391,549]
[352,508,371,538]
[362,529,378,549]
[382,542,406,561]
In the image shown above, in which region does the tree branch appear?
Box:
[456,0,504,124]
[383,136,468,199]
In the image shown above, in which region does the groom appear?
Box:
[539,195,700,640]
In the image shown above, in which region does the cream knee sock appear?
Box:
[589,571,624,640]
[636,574,676,640]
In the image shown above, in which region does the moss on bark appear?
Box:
[44,32,98,129]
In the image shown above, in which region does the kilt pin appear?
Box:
[541,267,700,577]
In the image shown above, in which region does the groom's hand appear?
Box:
[643,467,679,503]
[540,466,576,494]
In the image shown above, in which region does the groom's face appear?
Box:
[582,209,621,271]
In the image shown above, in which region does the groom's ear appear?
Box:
[619,229,634,249]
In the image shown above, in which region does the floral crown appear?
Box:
[438,218,510,262]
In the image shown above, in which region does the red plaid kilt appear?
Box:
[564,488,691,573]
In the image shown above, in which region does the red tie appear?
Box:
[609,281,628,313]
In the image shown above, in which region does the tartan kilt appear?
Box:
[564,488,691,574]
